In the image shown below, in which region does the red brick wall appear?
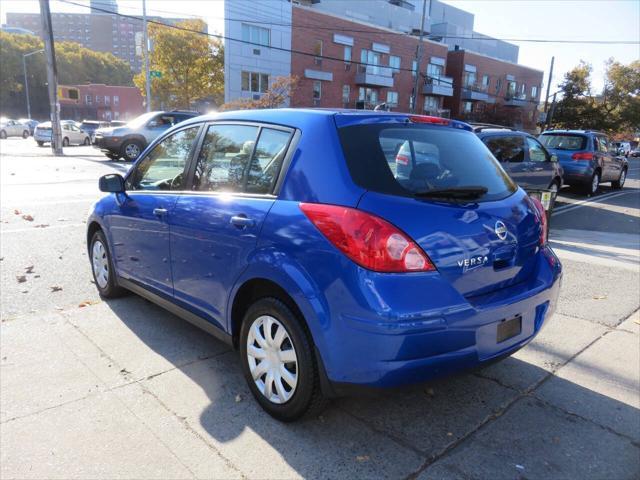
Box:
[291,6,450,113]
[444,50,544,131]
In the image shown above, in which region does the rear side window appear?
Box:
[484,135,525,163]
[338,124,516,202]
[539,134,587,151]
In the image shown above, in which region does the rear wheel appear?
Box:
[22,130,29,139]
[83,136,91,146]
[90,230,125,298]
[585,171,600,195]
[121,139,143,161]
[612,168,627,189]
[36,141,44,147]
[239,297,327,422]
[106,153,120,161]
[62,137,69,147]
[0,130,6,139]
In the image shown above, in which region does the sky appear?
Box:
[1,0,638,96]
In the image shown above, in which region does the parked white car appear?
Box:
[0,118,30,139]
[34,120,91,147]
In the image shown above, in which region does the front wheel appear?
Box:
[90,230,125,298]
[37,141,44,147]
[22,130,29,139]
[239,297,327,422]
[121,140,143,161]
[612,168,627,189]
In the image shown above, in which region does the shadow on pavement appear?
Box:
[104,296,640,479]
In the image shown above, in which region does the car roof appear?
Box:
[542,130,605,136]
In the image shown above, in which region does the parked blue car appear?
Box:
[539,130,628,195]
[88,109,562,421]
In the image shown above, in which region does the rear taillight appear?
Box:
[395,153,410,165]
[571,152,593,161]
[299,203,436,273]
[529,196,548,245]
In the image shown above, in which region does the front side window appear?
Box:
[526,137,549,162]
[126,126,199,191]
[192,125,290,195]
[597,136,609,153]
[485,136,526,163]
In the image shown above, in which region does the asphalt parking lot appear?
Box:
[1,137,639,479]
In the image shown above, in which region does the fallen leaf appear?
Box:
[16,275,27,283]
[25,265,34,274]
[78,300,100,308]
[356,455,370,462]
[50,285,63,292]
[235,394,243,403]
[446,432,453,437]
[34,224,49,228]
[593,295,607,300]
[13,209,21,215]
[34,274,40,278]
[21,290,28,294]
[119,368,131,375]
[21,214,34,222]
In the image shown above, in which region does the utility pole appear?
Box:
[543,56,555,114]
[546,92,558,131]
[142,0,152,112]
[411,0,429,113]
[39,0,62,155]
[22,49,44,119]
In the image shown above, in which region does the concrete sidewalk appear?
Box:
[1,296,638,479]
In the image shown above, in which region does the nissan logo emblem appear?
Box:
[495,221,508,240]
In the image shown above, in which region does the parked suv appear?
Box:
[88,110,562,421]
[539,130,628,195]
[93,110,198,161]
[0,118,30,139]
[473,125,564,211]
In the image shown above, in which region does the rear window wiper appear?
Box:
[414,186,488,199]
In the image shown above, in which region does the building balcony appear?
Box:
[504,93,529,107]
[422,76,454,96]
[355,65,394,88]
[460,84,493,102]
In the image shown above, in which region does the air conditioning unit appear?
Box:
[253,48,261,55]
[252,94,260,100]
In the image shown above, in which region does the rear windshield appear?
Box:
[539,134,587,151]
[338,124,516,202]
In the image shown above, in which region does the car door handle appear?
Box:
[230,215,255,228]
[153,208,168,217]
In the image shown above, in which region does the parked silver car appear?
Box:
[34,120,91,147]
[0,118,30,139]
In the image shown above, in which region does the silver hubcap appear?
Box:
[92,240,109,289]
[592,174,599,193]
[246,315,298,404]
[125,144,139,159]
[619,170,626,186]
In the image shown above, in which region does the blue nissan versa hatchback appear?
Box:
[88,109,562,421]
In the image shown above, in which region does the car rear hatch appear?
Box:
[539,133,589,165]
[336,115,541,298]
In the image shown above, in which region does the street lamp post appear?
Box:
[22,49,44,119]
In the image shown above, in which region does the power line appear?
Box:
[58,0,545,105]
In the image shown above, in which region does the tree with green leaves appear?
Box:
[134,19,224,110]
[0,31,133,119]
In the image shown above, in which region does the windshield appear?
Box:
[125,112,158,129]
[338,124,516,202]
[539,134,587,151]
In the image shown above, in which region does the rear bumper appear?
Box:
[320,247,562,389]
[559,161,594,184]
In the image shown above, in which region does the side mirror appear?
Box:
[550,154,558,162]
[99,173,125,193]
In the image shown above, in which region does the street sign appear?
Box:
[150,71,162,78]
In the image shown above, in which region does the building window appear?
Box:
[313,81,322,100]
[389,55,401,73]
[531,85,538,99]
[344,46,352,63]
[95,95,101,104]
[85,94,92,105]
[424,95,439,113]
[412,60,418,77]
[507,81,517,97]
[482,74,490,90]
[409,94,414,110]
[359,87,378,104]
[427,63,443,79]
[496,78,502,93]
[342,85,350,103]
[361,49,382,75]
[386,91,398,106]
[105,96,110,105]
[462,101,473,113]
[113,95,119,105]
[313,39,323,65]
[241,23,270,47]
[241,71,269,93]
[463,71,476,88]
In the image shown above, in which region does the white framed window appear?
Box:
[412,60,418,77]
[85,94,92,105]
[424,95,439,112]
[386,91,398,106]
[344,46,352,63]
[105,96,110,105]
[531,85,538,98]
[463,101,473,113]
[427,63,443,78]
[342,85,350,103]
[389,55,401,73]
[95,95,101,103]
[113,95,119,105]
[313,80,321,100]
[241,23,270,47]
[241,71,269,93]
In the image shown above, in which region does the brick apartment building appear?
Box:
[444,49,544,131]
[58,84,144,121]
[290,6,453,115]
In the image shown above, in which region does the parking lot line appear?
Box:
[552,190,635,216]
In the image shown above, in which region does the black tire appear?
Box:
[37,141,44,147]
[84,137,91,146]
[239,297,327,422]
[106,153,120,161]
[0,130,6,139]
[548,179,561,212]
[62,137,69,147]
[120,139,144,161]
[612,168,627,189]
[585,170,600,195]
[22,130,29,139]
[89,230,125,298]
